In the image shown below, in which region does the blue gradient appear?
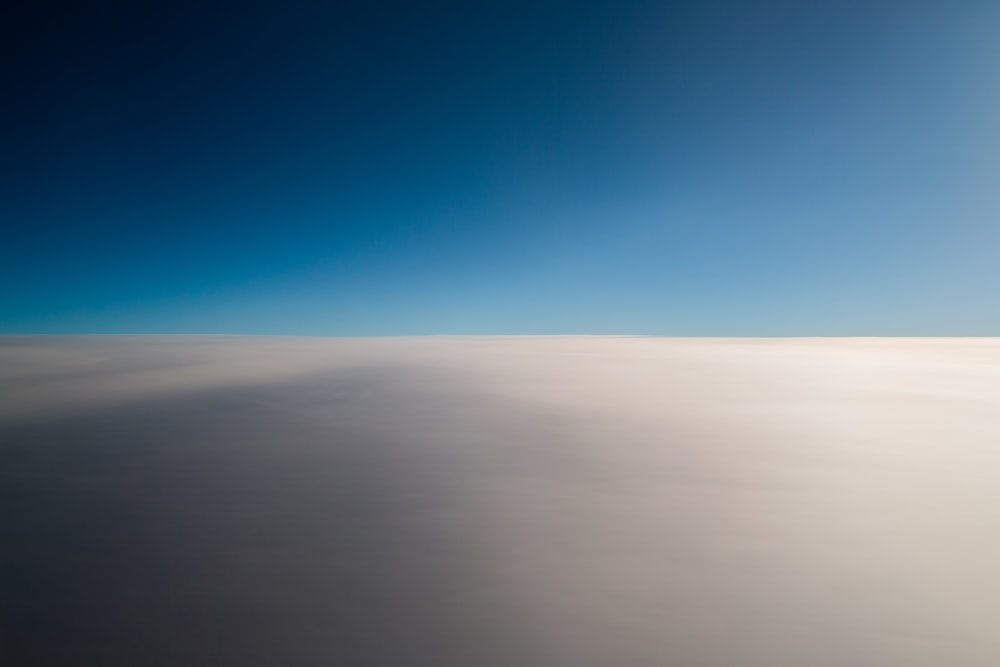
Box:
[4,1,998,334]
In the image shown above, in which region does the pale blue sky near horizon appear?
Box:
[4,1,998,335]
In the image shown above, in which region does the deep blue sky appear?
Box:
[4,1,998,335]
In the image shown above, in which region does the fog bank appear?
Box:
[2,336,999,666]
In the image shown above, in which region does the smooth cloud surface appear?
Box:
[2,336,999,666]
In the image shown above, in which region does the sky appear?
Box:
[4,0,998,335]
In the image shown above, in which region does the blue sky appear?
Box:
[4,1,998,334]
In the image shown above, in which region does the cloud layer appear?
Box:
[2,336,999,665]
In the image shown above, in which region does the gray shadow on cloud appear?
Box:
[0,366,546,666]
